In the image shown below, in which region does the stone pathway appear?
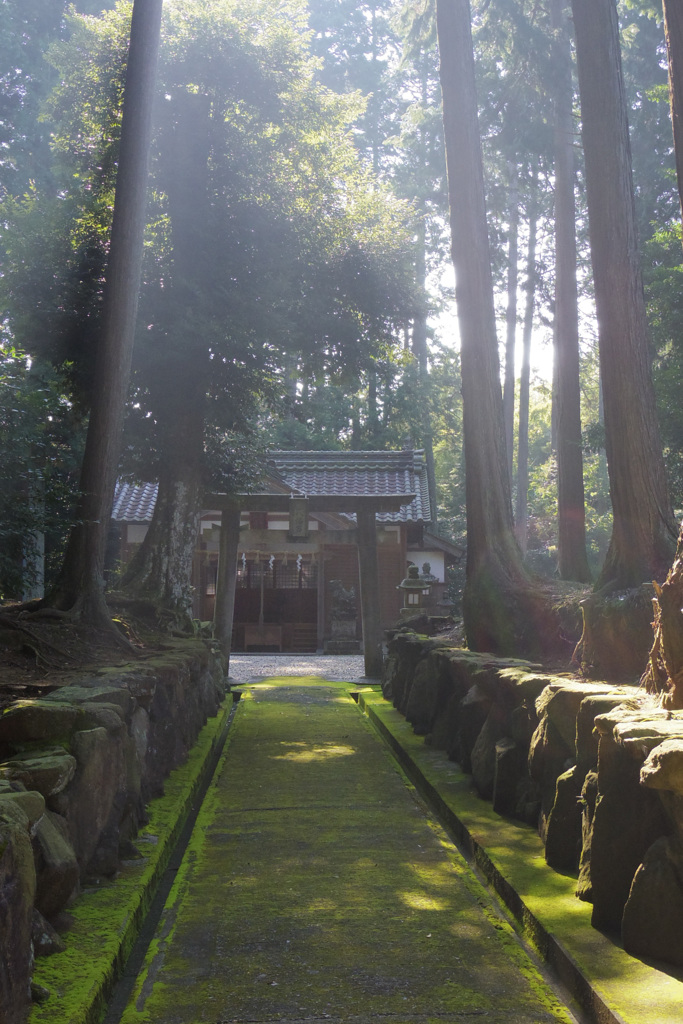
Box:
[228,653,367,683]
[113,678,577,1024]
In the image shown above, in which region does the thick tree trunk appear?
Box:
[435,0,563,658]
[552,0,591,583]
[503,163,519,490]
[49,0,163,623]
[662,1,683,228]
[571,0,676,590]
[646,0,683,689]
[120,90,211,621]
[642,2,683,702]
[515,198,538,556]
[120,456,203,622]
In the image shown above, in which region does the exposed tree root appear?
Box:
[573,585,655,682]
[108,593,194,636]
[0,597,145,682]
[0,613,79,671]
[640,527,683,708]
[24,607,72,621]
[463,560,586,664]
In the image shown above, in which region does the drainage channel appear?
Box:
[101,690,242,1024]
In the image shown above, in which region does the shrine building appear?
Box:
[112,450,461,676]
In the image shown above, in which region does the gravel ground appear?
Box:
[227,652,368,682]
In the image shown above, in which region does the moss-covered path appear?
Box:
[114,679,577,1024]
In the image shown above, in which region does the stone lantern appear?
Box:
[397,564,431,616]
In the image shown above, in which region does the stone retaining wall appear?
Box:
[383,630,683,969]
[0,641,226,1024]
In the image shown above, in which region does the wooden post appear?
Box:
[356,508,383,678]
[214,503,241,673]
[316,553,326,653]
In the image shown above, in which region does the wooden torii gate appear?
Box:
[208,491,416,679]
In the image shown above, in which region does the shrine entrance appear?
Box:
[210,493,415,678]
[232,555,319,653]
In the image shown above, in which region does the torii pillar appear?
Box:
[356,507,383,678]
[213,500,240,674]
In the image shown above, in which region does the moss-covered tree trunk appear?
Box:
[119,439,204,623]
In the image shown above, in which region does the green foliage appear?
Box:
[0,5,129,406]
[620,3,678,245]
[0,0,66,197]
[0,347,83,600]
[306,0,452,473]
[306,0,403,172]
[0,185,110,406]
[3,0,417,492]
[644,223,683,508]
[432,346,464,534]
[0,0,118,198]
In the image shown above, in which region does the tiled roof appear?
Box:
[268,450,431,524]
[112,450,430,524]
[112,481,158,522]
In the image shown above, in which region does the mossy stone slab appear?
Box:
[0,751,77,797]
[0,701,82,743]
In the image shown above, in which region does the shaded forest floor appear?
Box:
[0,603,167,710]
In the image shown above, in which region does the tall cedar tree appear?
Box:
[551,0,591,582]
[641,2,683,707]
[570,0,676,591]
[435,0,563,658]
[663,0,683,227]
[48,0,163,623]
[503,162,519,489]
[514,189,538,555]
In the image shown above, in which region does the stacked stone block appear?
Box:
[0,643,225,1024]
[383,630,683,970]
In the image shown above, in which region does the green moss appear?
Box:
[115,681,576,1024]
[28,699,232,1024]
